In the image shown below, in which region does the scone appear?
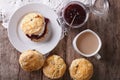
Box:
[69,58,93,80]
[43,55,66,79]
[21,12,50,42]
[19,50,45,71]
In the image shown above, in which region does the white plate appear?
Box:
[8,3,62,54]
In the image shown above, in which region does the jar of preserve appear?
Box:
[57,0,109,28]
[56,0,109,38]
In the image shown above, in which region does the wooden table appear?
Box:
[0,0,120,80]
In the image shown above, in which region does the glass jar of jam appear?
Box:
[57,0,109,28]
[57,1,89,28]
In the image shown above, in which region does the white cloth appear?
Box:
[0,0,95,28]
[0,0,43,28]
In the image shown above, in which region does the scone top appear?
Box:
[21,13,45,36]
[69,58,93,80]
[19,50,45,72]
[43,55,66,79]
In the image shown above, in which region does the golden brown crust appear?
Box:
[21,13,45,36]
[19,50,45,71]
[43,55,66,79]
[69,58,93,80]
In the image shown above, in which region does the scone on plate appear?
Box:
[21,12,50,42]
[43,55,66,79]
[19,50,45,71]
[69,58,93,80]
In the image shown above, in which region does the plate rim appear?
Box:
[7,3,62,54]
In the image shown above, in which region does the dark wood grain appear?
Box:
[0,0,120,80]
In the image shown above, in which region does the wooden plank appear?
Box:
[0,0,120,80]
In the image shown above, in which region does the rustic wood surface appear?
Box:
[0,0,120,80]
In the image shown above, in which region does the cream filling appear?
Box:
[38,22,45,36]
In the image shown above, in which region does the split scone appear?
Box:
[21,12,50,42]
